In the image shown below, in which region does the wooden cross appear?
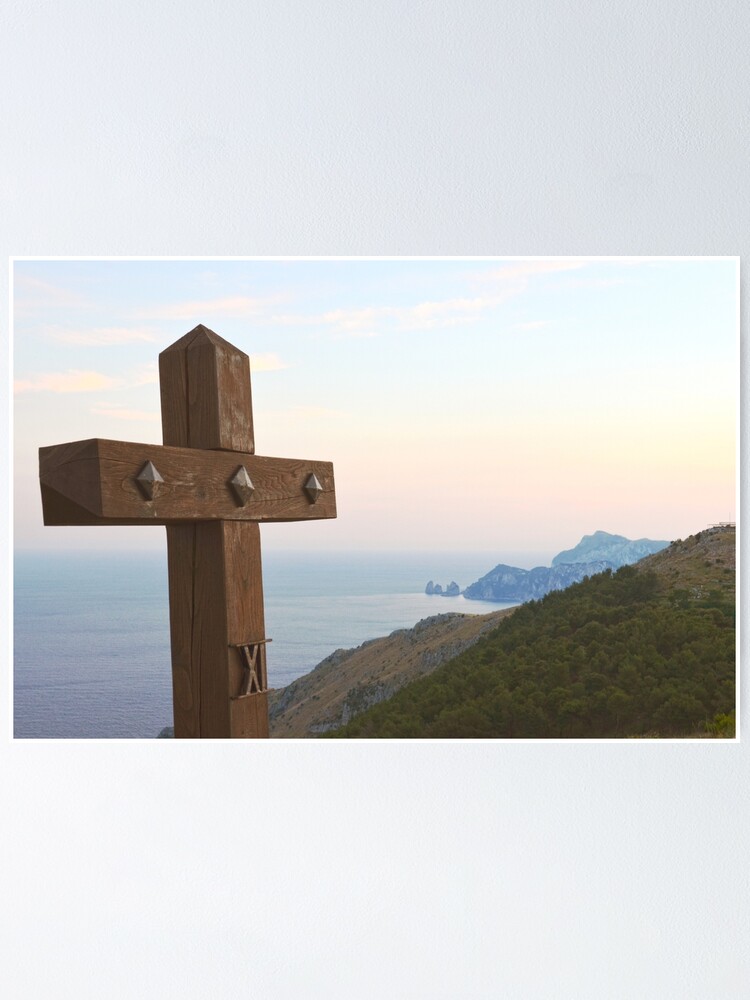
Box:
[38,325,337,739]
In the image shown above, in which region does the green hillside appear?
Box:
[327,528,736,739]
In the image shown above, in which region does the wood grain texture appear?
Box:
[160,327,268,739]
[165,523,201,737]
[226,520,269,739]
[230,691,269,738]
[39,439,336,525]
[193,521,233,738]
[160,324,254,453]
[166,521,269,738]
[39,439,102,521]
[159,335,191,448]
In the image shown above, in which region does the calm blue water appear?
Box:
[13,549,535,739]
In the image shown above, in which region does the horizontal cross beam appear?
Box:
[39,437,336,526]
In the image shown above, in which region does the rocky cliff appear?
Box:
[268,608,515,738]
[463,530,670,602]
[463,560,613,602]
[426,580,460,596]
[551,530,668,568]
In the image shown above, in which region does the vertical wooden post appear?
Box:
[159,325,269,738]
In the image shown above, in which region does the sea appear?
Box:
[12,549,542,739]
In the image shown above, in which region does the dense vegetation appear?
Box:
[327,564,735,739]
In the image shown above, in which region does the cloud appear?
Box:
[557,276,628,290]
[272,264,587,338]
[273,308,380,338]
[43,325,158,346]
[14,361,160,394]
[397,294,515,329]
[479,260,588,283]
[250,261,608,340]
[13,274,91,314]
[250,352,287,372]
[320,307,385,335]
[130,363,159,386]
[283,294,517,338]
[14,370,121,394]
[90,405,160,422]
[138,294,283,321]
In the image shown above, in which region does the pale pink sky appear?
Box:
[13,257,738,556]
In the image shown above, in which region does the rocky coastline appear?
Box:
[425,530,670,604]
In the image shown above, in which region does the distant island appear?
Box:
[550,530,670,568]
[426,531,670,603]
[463,560,615,602]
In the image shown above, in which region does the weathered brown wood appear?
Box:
[38,323,334,739]
[225,520,269,738]
[158,330,193,449]
[230,689,269,738]
[168,521,268,739]
[159,324,254,452]
[39,438,336,525]
[161,327,270,739]
[166,520,269,738]
[165,523,200,736]
[166,523,271,734]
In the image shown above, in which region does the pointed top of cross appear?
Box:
[160,323,248,359]
[159,323,255,451]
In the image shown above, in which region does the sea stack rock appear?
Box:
[443,581,460,596]
[433,583,443,594]
[425,581,434,595]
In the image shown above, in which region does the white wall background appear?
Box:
[2,2,747,997]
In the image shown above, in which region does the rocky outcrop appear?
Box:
[463,560,613,602]
[425,580,460,596]
[268,607,515,737]
[463,531,670,603]
[551,530,668,569]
